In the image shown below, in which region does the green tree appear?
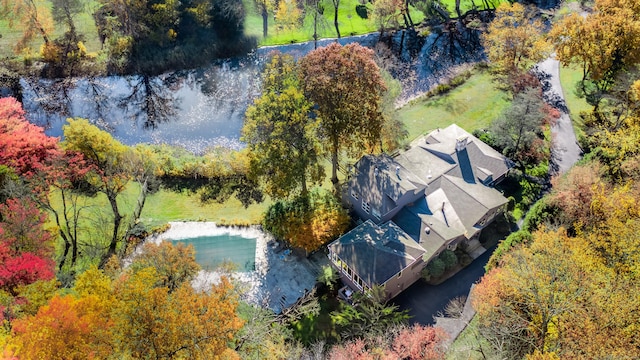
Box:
[255,0,276,38]
[490,88,549,170]
[242,53,323,199]
[299,43,386,193]
[331,285,409,340]
[330,0,341,38]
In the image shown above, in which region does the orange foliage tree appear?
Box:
[327,324,447,359]
[9,294,113,359]
[262,189,350,254]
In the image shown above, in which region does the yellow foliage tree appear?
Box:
[112,267,243,359]
[549,0,640,96]
[481,3,550,86]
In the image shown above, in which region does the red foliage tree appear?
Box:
[389,324,448,360]
[0,198,55,295]
[0,244,55,296]
[0,97,60,178]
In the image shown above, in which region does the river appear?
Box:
[22,30,484,153]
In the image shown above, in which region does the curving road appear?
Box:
[537,57,583,175]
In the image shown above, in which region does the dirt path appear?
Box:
[537,57,583,175]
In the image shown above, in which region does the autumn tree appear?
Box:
[372,0,404,36]
[0,0,54,52]
[0,97,60,179]
[549,0,640,107]
[299,43,386,193]
[474,167,640,360]
[389,324,447,359]
[262,189,349,253]
[112,267,243,359]
[61,118,136,267]
[130,241,200,292]
[275,0,303,31]
[481,3,550,91]
[0,198,55,297]
[472,229,583,358]
[9,294,113,359]
[242,53,324,199]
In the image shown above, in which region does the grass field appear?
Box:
[48,183,270,234]
[558,64,591,142]
[244,0,426,46]
[396,70,509,142]
[0,1,102,58]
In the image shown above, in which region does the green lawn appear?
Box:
[396,70,509,142]
[558,64,591,142]
[0,1,101,58]
[48,183,270,234]
[440,0,505,15]
[245,0,426,46]
[445,317,490,360]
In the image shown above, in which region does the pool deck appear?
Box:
[148,221,326,313]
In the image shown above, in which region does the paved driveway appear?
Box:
[537,57,583,175]
[393,245,495,325]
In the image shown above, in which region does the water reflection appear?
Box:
[22,58,262,153]
[22,30,484,153]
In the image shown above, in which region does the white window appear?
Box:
[351,190,359,201]
[362,201,371,213]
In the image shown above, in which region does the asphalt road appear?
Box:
[537,57,583,175]
[393,245,495,325]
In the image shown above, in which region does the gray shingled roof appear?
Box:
[337,124,512,291]
[422,125,513,185]
[351,155,427,216]
[328,220,425,288]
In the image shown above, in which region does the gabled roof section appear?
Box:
[392,197,464,257]
[420,124,513,184]
[350,155,427,215]
[437,175,508,231]
[328,220,425,288]
[395,146,457,185]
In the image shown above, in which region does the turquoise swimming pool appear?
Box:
[174,234,257,272]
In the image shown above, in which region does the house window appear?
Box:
[479,217,487,226]
[372,208,381,220]
[346,267,353,279]
[351,190,359,201]
[362,201,371,213]
[397,270,402,278]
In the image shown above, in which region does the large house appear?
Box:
[328,124,513,299]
